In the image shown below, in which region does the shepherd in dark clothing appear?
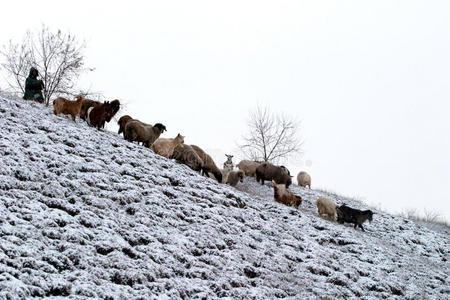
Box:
[23,67,44,103]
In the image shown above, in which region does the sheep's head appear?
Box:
[285,177,292,188]
[225,154,233,163]
[213,171,222,183]
[176,133,185,143]
[118,115,132,126]
[366,210,374,223]
[336,207,345,223]
[238,170,244,182]
[110,99,120,112]
[154,123,167,133]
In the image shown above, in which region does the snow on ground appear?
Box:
[0,93,449,299]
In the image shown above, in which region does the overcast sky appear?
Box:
[1,1,449,221]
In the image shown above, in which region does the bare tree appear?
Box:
[1,31,34,95]
[239,104,302,163]
[1,24,89,106]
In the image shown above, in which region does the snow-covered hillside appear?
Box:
[0,93,448,299]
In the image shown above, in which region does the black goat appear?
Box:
[336,204,373,231]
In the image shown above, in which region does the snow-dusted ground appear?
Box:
[0,93,448,299]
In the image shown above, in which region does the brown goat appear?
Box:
[272,180,302,208]
[118,115,133,135]
[53,96,84,121]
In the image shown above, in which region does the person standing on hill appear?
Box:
[23,67,44,103]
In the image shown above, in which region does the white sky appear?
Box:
[1,1,449,220]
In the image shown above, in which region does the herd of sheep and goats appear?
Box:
[49,95,374,231]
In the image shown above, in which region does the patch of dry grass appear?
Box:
[398,208,449,228]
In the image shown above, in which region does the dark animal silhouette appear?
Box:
[336,204,374,231]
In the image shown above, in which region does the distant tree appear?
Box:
[1,24,90,106]
[239,103,303,163]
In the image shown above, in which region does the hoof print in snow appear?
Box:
[313,225,327,231]
[111,272,134,287]
[37,125,53,133]
[389,285,404,296]
[126,236,150,247]
[126,206,136,215]
[96,244,114,255]
[46,284,72,297]
[224,193,246,208]
[162,190,177,199]
[122,247,138,259]
[307,266,330,277]
[63,140,76,148]
[327,275,348,287]
[192,248,204,257]
[169,177,182,186]
[14,170,29,181]
[243,266,260,278]
[45,200,79,216]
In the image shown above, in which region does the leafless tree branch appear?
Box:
[239,103,303,164]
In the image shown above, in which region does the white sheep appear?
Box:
[297,171,311,189]
[315,197,337,220]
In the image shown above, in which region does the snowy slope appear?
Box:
[0,93,448,299]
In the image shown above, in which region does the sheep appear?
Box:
[170,144,203,172]
[236,160,261,177]
[297,171,311,189]
[151,133,185,158]
[118,115,133,135]
[53,95,84,121]
[225,170,244,187]
[87,101,112,130]
[315,197,337,220]
[272,180,302,208]
[223,154,234,173]
[336,204,374,231]
[190,145,223,183]
[79,98,101,120]
[124,120,167,147]
[256,162,292,188]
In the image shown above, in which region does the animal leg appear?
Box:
[359,224,365,231]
